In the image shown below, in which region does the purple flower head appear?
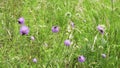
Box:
[101,54,106,58]
[18,17,24,24]
[97,25,105,34]
[64,40,71,46]
[32,58,37,63]
[52,26,59,33]
[30,36,35,40]
[78,55,85,62]
[20,25,29,35]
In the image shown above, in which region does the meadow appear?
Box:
[0,0,120,68]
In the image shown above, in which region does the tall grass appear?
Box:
[0,0,120,68]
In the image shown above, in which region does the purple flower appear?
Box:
[97,25,104,34]
[20,25,29,35]
[52,26,59,33]
[64,40,71,46]
[101,54,106,58]
[78,55,85,62]
[18,17,24,24]
[30,36,35,40]
[32,58,37,63]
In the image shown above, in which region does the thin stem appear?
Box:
[46,31,66,68]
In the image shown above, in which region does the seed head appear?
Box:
[70,22,75,28]
[32,58,37,63]
[30,36,35,40]
[101,54,106,58]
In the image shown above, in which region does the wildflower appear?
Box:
[64,40,71,46]
[78,55,85,62]
[97,25,105,34]
[20,25,29,35]
[18,17,24,24]
[32,58,37,63]
[30,36,35,40]
[52,26,59,33]
[101,54,106,58]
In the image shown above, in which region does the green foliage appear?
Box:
[0,0,120,68]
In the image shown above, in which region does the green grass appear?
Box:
[0,0,120,68]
